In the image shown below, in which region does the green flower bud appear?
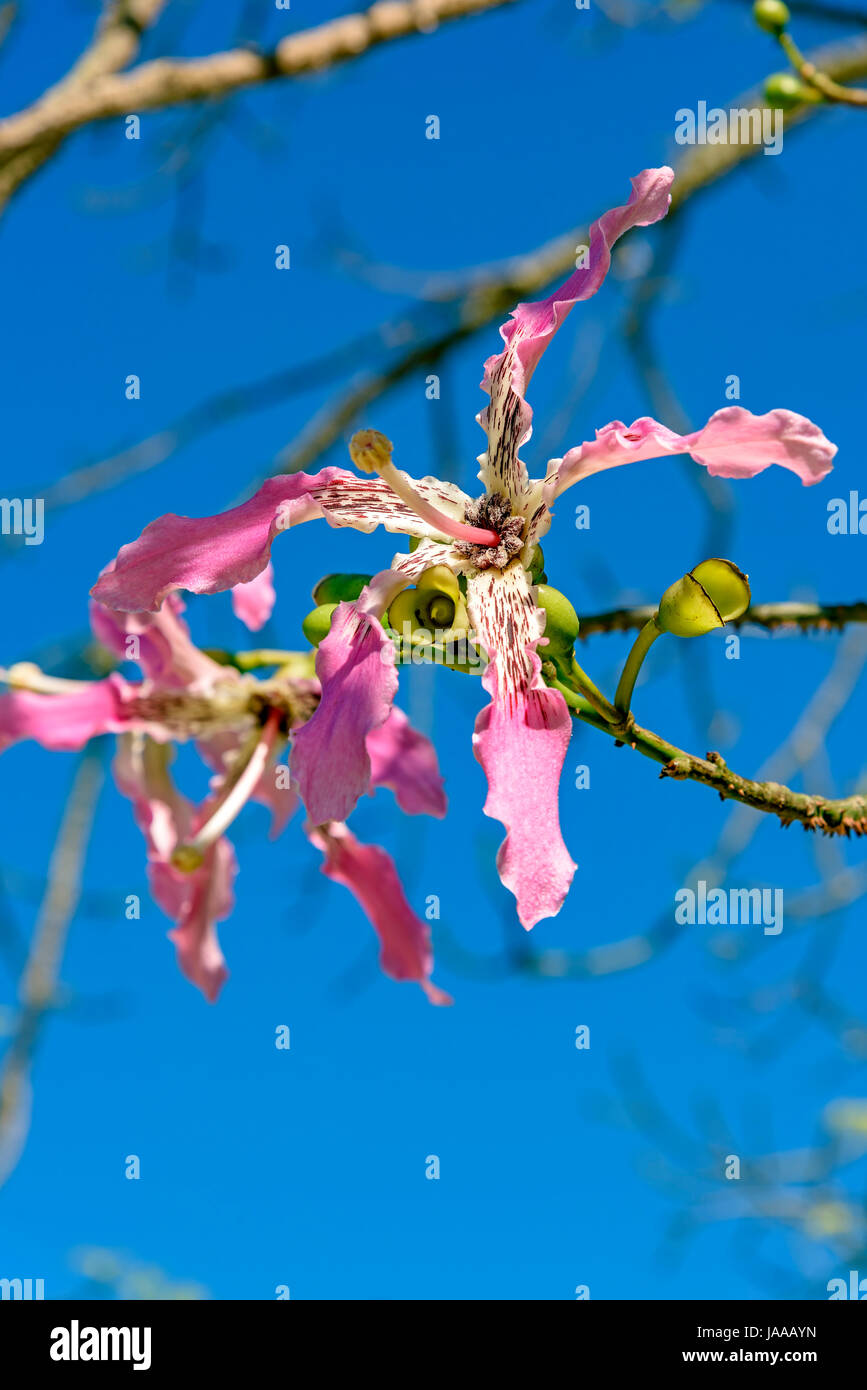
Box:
[753,0,790,34]
[312,573,371,605]
[764,71,809,109]
[302,602,338,647]
[428,595,456,627]
[535,584,580,654]
[387,564,468,642]
[387,588,423,635]
[657,558,751,638]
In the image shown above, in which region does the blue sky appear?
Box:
[1,0,866,1299]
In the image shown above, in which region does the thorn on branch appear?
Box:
[660,756,691,780]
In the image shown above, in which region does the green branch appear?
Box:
[568,697,867,837]
[577,601,867,640]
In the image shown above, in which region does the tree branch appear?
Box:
[0,0,167,206]
[578,601,867,638]
[0,747,105,1187]
[0,0,519,194]
[570,703,867,837]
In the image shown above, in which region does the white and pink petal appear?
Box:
[91,468,471,615]
[467,563,576,929]
[477,167,674,503]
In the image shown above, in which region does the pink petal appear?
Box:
[478,167,673,500]
[231,561,276,632]
[292,599,398,826]
[291,547,442,826]
[467,565,576,929]
[310,822,451,1005]
[366,705,447,818]
[90,578,226,690]
[113,736,233,1003]
[164,839,235,1005]
[0,674,141,752]
[553,407,837,491]
[90,469,467,615]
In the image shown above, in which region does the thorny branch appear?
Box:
[569,636,867,838]
[578,601,867,638]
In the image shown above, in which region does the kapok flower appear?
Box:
[90,166,836,930]
[0,575,450,1004]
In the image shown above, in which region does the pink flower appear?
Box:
[1,593,449,1005]
[89,167,837,930]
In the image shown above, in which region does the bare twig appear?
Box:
[0,0,521,211]
[0,1,167,207]
[0,748,105,1187]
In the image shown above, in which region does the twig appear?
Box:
[0,747,105,1187]
[0,0,521,209]
[778,29,867,106]
[0,1,167,208]
[570,700,867,835]
[578,600,867,638]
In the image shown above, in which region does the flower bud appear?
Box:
[312,573,372,605]
[657,558,750,637]
[535,584,580,654]
[764,71,810,109]
[753,0,790,33]
[387,564,468,641]
[301,602,338,647]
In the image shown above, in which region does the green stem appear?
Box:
[778,31,866,105]
[568,654,620,724]
[565,700,867,835]
[203,648,314,675]
[614,617,662,715]
[547,673,595,715]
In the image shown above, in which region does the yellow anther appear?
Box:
[349,429,394,475]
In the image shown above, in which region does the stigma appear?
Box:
[348,429,501,548]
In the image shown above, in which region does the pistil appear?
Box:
[1,662,92,693]
[171,708,282,871]
[349,430,500,547]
